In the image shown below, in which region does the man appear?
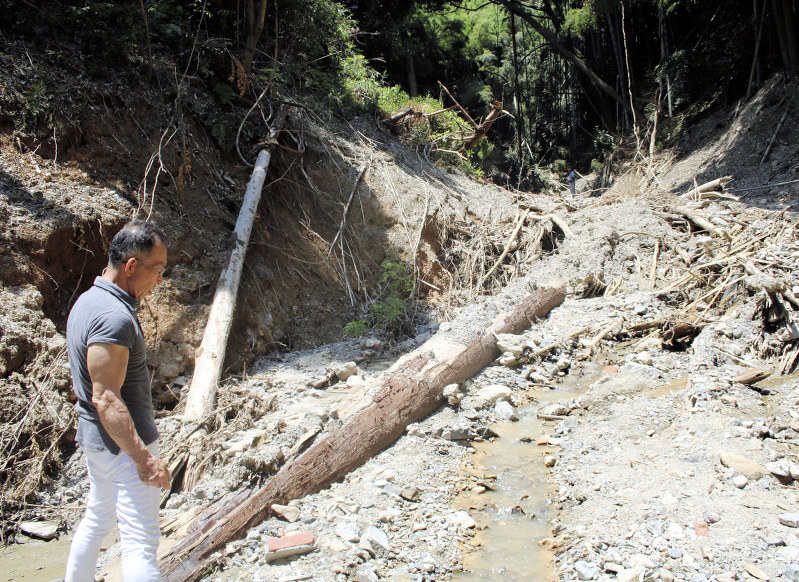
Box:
[568,169,577,195]
[65,220,171,582]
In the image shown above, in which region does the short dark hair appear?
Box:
[108,220,167,267]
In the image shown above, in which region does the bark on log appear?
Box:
[183,106,289,425]
[159,284,565,581]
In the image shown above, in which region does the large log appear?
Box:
[183,106,289,425]
[159,283,565,581]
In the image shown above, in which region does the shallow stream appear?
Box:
[453,380,584,581]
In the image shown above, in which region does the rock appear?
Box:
[445,511,475,530]
[574,560,599,580]
[334,361,358,381]
[18,520,59,540]
[400,485,420,501]
[265,531,316,562]
[442,383,463,405]
[355,567,379,582]
[694,519,709,537]
[767,460,793,483]
[665,522,685,540]
[271,503,301,523]
[361,525,391,551]
[496,334,525,357]
[780,513,799,528]
[732,474,749,488]
[498,352,518,366]
[468,384,512,409]
[439,426,474,441]
[617,569,642,582]
[743,563,770,580]
[336,522,361,543]
[494,400,518,421]
[544,456,557,467]
[538,402,572,417]
[784,563,799,582]
[658,568,675,582]
[719,451,768,480]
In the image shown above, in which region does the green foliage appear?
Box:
[590,158,602,173]
[343,319,369,337]
[564,6,599,35]
[343,259,416,338]
[21,79,49,129]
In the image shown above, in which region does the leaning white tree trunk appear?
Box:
[183,107,287,424]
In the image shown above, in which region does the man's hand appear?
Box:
[88,343,171,489]
[136,454,171,489]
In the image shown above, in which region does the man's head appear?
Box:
[107,220,168,300]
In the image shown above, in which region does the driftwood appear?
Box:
[733,368,773,385]
[481,210,529,286]
[178,105,289,491]
[665,206,728,240]
[158,283,565,581]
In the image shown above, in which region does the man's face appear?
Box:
[127,238,167,300]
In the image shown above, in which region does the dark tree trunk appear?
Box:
[242,0,268,77]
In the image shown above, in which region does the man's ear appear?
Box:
[124,257,137,276]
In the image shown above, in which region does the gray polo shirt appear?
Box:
[66,276,158,454]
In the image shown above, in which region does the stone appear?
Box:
[495,400,518,421]
[445,511,475,530]
[356,568,379,582]
[468,384,512,409]
[665,522,685,540]
[538,402,572,417]
[361,525,391,551]
[574,560,599,580]
[779,513,799,528]
[439,426,474,441]
[499,353,519,366]
[658,568,675,582]
[18,520,59,540]
[544,456,557,467]
[442,383,463,405]
[617,569,642,582]
[496,334,525,357]
[271,503,301,523]
[400,486,420,501]
[336,522,361,542]
[719,451,767,480]
[732,474,749,489]
[766,460,793,483]
[784,563,799,582]
[743,563,769,580]
[265,531,316,562]
[334,361,358,381]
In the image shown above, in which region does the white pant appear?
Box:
[65,441,162,582]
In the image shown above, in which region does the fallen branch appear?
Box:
[665,206,728,240]
[480,210,529,287]
[179,105,289,490]
[379,108,417,125]
[760,109,788,165]
[325,164,368,259]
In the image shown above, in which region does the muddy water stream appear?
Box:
[453,380,584,581]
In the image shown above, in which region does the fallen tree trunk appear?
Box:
[159,283,565,581]
[183,105,289,425]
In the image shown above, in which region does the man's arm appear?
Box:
[87,342,170,489]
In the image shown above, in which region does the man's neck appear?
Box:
[102,268,133,298]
